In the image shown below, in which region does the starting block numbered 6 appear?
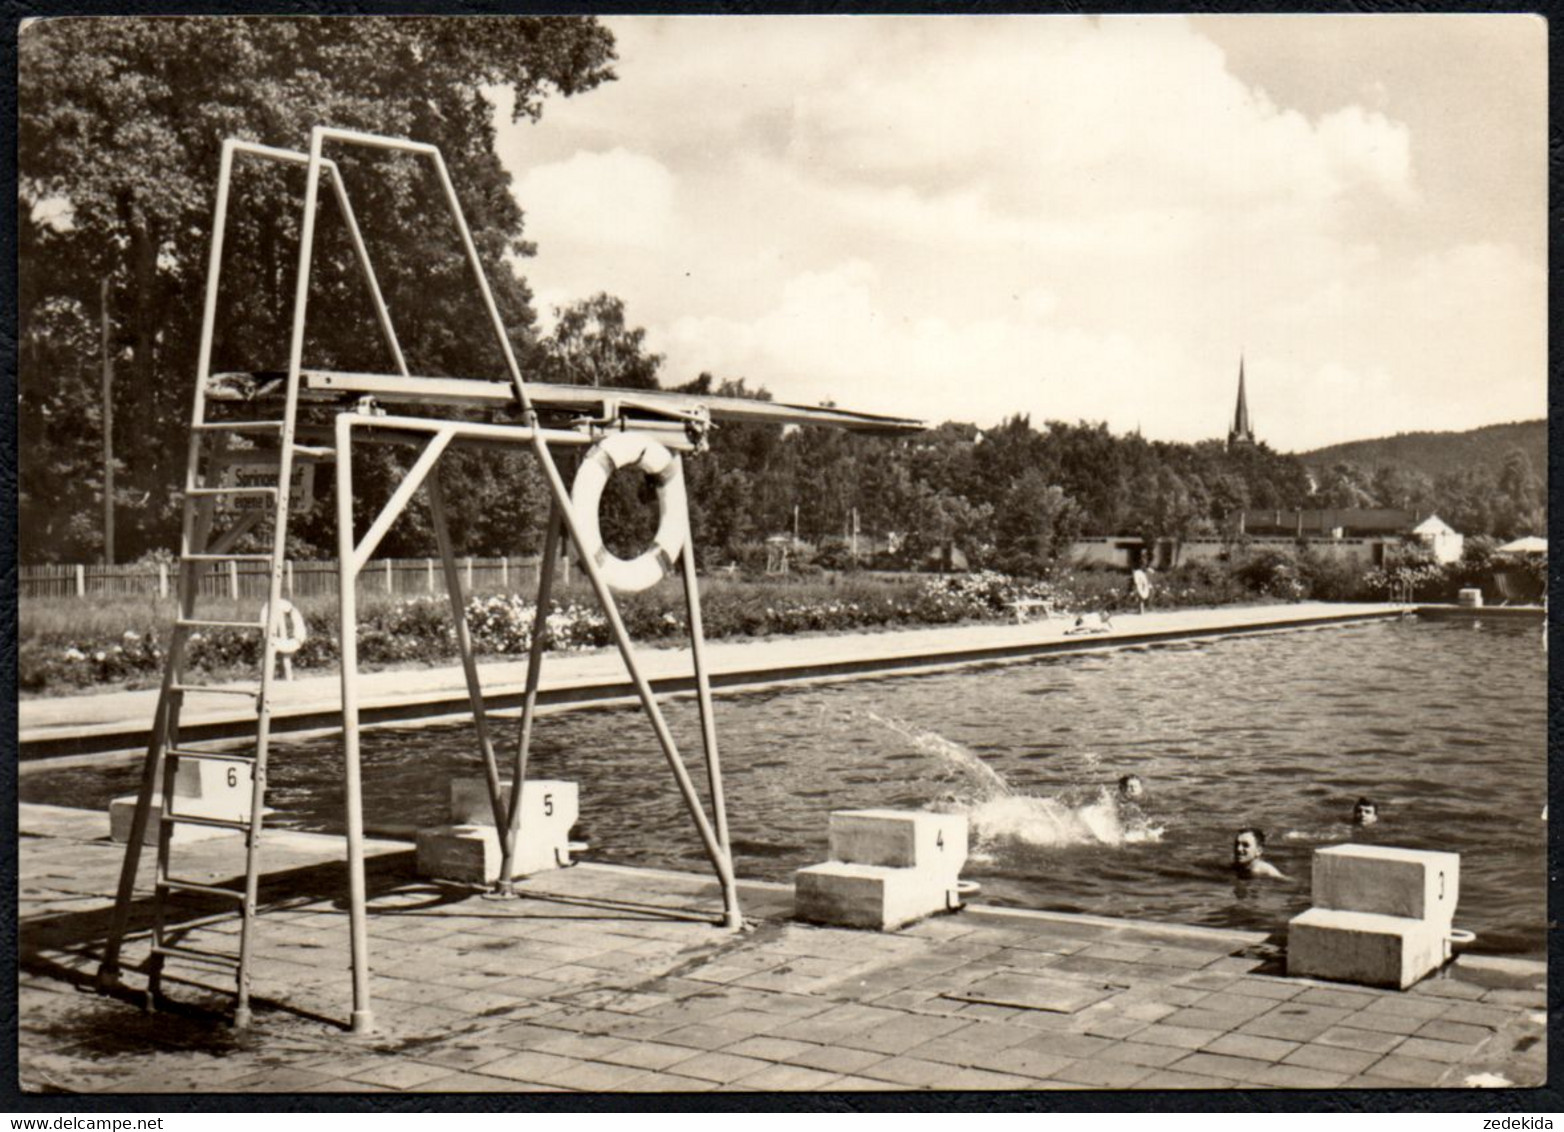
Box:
[109,754,258,844]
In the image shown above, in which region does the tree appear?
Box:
[534,293,663,389]
[1371,465,1436,514]
[1309,462,1380,510]
[1493,448,1545,539]
[1127,465,1204,543]
[994,470,1083,572]
[19,16,617,561]
[1433,466,1498,537]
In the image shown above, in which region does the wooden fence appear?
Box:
[19,556,568,602]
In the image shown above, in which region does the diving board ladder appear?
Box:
[95,139,404,1028]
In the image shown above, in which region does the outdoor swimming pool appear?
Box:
[27,615,1547,956]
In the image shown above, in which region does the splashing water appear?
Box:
[860,712,1162,849]
[962,789,1163,849]
[863,711,1012,797]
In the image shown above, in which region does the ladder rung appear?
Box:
[150,942,243,970]
[152,970,244,999]
[193,420,284,433]
[168,748,258,764]
[158,876,250,901]
[181,553,274,562]
[175,617,265,630]
[188,487,279,498]
[170,684,260,698]
[294,445,336,460]
[160,811,253,832]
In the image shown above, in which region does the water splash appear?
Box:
[962,790,1163,848]
[860,711,1161,848]
[863,711,1012,797]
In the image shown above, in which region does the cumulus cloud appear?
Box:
[786,18,1413,216]
[496,15,1540,450]
[664,260,1191,431]
[516,148,676,250]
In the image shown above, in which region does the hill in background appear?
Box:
[1296,419,1545,478]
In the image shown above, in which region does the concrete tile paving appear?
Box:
[16,804,1546,1095]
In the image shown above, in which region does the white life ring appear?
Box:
[264,599,308,656]
[1133,570,1151,600]
[570,432,689,594]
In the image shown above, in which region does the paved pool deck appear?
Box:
[17,804,1548,1096]
[21,601,1410,762]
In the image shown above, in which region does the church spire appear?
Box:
[1227,355,1255,449]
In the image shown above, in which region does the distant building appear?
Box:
[1238,508,1419,539]
[1234,508,1463,564]
[1227,357,1256,449]
[1409,515,1465,564]
[1070,509,1464,571]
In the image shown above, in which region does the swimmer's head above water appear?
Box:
[1233,827,1285,879]
[1117,774,1145,801]
[1352,797,1378,826]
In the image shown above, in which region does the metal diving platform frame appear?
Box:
[96,125,922,1033]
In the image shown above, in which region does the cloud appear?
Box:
[516,148,676,251]
[664,260,1191,430]
[494,16,1538,451]
[785,18,1413,217]
[1251,240,1545,445]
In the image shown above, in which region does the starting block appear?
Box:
[1288,844,1462,989]
[828,808,967,880]
[109,755,259,844]
[1310,843,1459,926]
[795,810,969,931]
[416,779,579,885]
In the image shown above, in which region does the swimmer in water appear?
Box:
[1352,797,1378,827]
[1233,827,1286,880]
[1113,774,1149,837]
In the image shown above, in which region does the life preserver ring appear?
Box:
[570,432,689,594]
[1133,570,1151,601]
[264,599,308,656]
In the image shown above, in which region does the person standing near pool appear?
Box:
[1233,827,1286,879]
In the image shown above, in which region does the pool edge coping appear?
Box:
[21,603,1414,763]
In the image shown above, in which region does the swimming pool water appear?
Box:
[27,615,1547,955]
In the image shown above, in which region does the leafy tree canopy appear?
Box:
[20,16,616,560]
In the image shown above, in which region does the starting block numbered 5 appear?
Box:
[417,778,580,884]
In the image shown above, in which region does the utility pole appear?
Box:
[793,504,799,545]
[100,276,115,565]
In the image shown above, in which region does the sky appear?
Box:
[492,15,1546,453]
